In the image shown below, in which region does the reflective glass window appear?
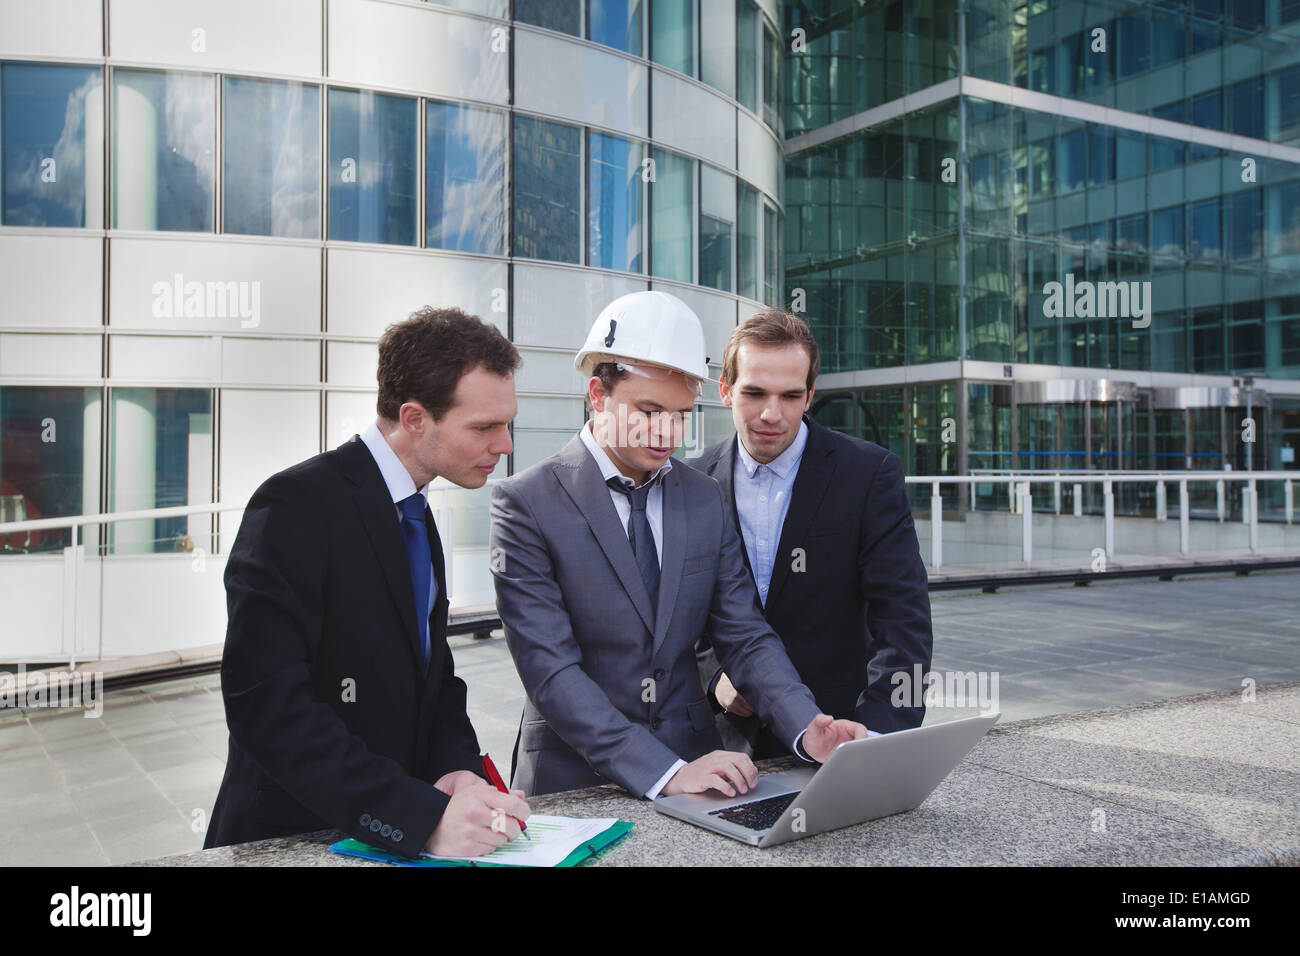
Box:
[699,164,734,292]
[112,70,213,232]
[1116,11,1150,78]
[1059,129,1085,192]
[1087,126,1114,185]
[0,387,101,553]
[652,0,694,75]
[1227,78,1263,139]
[513,115,581,263]
[1115,130,1145,180]
[1,63,103,227]
[587,131,643,272]
[427,101,506,255]
[763,201,778,304]
[700,0,735,97]
[107,389,213,555]
[650,147,693,281]
[1151,205,1184,257]
[761,19,780,130]
[328,89,416,246]
[736,0,759,112]
[1150,8,1186,68]
[516,0,580,36]
[1191,90,1221,131]
[588,0,643,55]
[1150,135,1185,171]
[737,179,759,300]
[1190,199,1220,258]
[1266,181,1300,256]
[1227,190,1262,260]
[222,77,320,238]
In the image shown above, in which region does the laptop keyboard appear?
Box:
[707,792,798,831]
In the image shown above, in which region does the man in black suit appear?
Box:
[688,309,933,758]
[206,306,530,858]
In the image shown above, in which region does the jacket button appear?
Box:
[392,829,404,843]
[654,669,665,680]
[370,818,382,833]
[381,824,392,838]
[359,813,371,827]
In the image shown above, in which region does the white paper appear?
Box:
[418,814,620,867]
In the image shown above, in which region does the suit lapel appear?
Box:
[553,436,657,636]
[766,417,834,609]
[340,438,423,671]
[652,467,686,655]
[421,502,450,694]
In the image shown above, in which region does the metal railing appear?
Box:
[3,473,1296,666]
[907,471,1296,569]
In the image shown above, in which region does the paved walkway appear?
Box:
[3,570,1297,865]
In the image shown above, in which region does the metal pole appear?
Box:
[1156,479,1166,521]
[931,481,943,570]
[1021,482,1032,564]
[1249,479,1258,553]
[1104,478,1115,556]
[1179,480,1190,555]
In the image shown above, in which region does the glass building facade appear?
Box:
[786,0,1300,515]
[0,0,785,571]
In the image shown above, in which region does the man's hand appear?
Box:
[801,713,868,762]
[659,750,757,798]
[715,672,754,716]
[433,770,487,796]
[423,786,531,857]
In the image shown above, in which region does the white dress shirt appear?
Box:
[359,422,437,617]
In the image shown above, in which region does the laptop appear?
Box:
[653,712,999,847]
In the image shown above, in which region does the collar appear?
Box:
[578,420,674,489]
[736,419,809,480]
[360,421,428,504]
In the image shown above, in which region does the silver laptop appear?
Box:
[653,712,999,847]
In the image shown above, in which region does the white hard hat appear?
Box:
[575,291,710,391]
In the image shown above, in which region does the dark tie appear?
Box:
[607,475,661,611]
[399,492,432,672]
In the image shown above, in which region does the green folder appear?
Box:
[328,820,634,867]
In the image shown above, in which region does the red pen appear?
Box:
[481,753,528,838]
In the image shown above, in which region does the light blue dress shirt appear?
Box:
[733,420,809,607]
[359,423,438,620]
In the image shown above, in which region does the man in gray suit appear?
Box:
[490,291,866,798]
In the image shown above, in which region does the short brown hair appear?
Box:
[722,309,820,392]
[583,361,629,413]
[376,306,520,421]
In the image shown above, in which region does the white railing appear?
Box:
[2,473,1296,666]
[908,471,1296,570]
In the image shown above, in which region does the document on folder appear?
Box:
[419,814,621,867]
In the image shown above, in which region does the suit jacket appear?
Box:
[688,414,933,755]
[205,436,482,856]
[489,431,821,797]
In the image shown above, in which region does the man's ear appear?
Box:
[804,384,815,411]
[586,377,605,413]
[718,375,732,407]
[398,401,426,434]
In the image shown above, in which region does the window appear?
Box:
[699,0,735,97]
[112,70,214,232]
[222,77,320,238]
[588,0,643,55]
[1059,129,1085,192]
[515,0,580,36]
[1190,199,1220,258]
[328,89,417,246]
[763,200,779,304]
[108,389,213,555]
[650,147,693,282]
[699,164,734,291]
[513,115,581,263]
[1,63,103,227]
[736,0,759,112]
[587,132,643,272]
[737,180,760,299]
[427,101,506,255]
[651,0,694,75]
[1151,205,1184,258]
[1227,190,1262,260]
[0,387,100,553]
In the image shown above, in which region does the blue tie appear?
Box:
[399,492,432,672]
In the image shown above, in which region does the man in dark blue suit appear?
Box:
[688,309,933,758]
[206,307,530,858]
